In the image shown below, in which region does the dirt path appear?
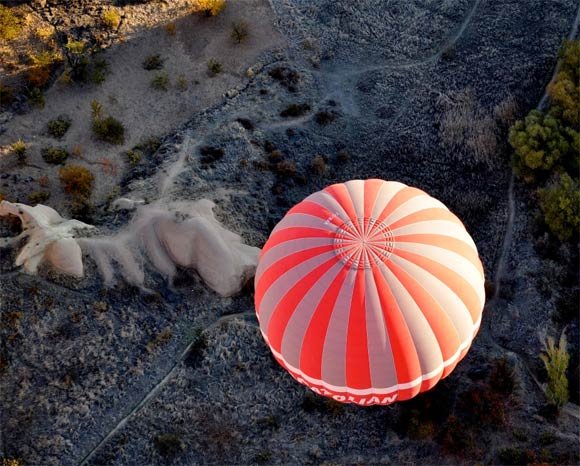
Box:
[78,311,257,466]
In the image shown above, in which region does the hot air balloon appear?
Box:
[254,179,485,406]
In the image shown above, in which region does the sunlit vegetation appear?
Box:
[509,40,579,240]
[194,0,226,17]
[91,100,125,145]
[540,332,570,410]
[0,5,22,41]
[103,9,121,30]
[59,164,94,201]
[11,140,27,164]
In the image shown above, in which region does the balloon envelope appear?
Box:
[255,179,485,405]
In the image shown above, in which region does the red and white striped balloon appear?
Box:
[255,179,485,406]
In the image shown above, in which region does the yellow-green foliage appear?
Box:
[11,139,27,163]
[65,39,86,56]
[508,110,570,181]
[538,173,580,241]
[103,9,121,30]
[0,5,21,41]
[540,331,570,409]
[194,0,226,17]
[59,165,94,200]
[548,40,579,127]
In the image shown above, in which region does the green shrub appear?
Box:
[489,357,517,395]
[540,331,570,409]
[508,110,571,182]
[91,100,125,144]
[47,116,72,139]
[42,146,70,165]
[0,83,14,109]
[142,54,164,70]
[538,173,580,241]
[151,73,169,90]
[231,21,249,44]
[207,58,223,76]
[59,165,94,200]
[28,191,50,205]
[11,140,27,164]
[125,149,141,166]
[548,40,579,127]
[0,5,21,41]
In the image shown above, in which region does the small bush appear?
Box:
[0,5,21,41]
[548,40,579,127]
[314,110,337,125]
[207,58,223,76]
[336,149,350,163]
[103,9,121,30]
[269,66,299,92]
[438,415,476,454]
[142,54,164,70]
[91,101,125,145]
[538,173,580,241]
[176,75,188,91]
[153,433,184,458]
[28,191,50,205]
[199,146,224,165]
[540,331,570,410]
[41,146,70,165]
[151,73,169,90]
[280,103,311,118]
[27,88,45,108]
[11,140,27,164]
[59,165,94,200]
[194,0,226,17]
[47,116,72,139]
[231,21,249,44]
[274,160,296,176]
[311,154,326,175]
[165,22,176,36]
[498,447,538,465]
[125,149,141,166]
[236,118,254,130]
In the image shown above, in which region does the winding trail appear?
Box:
[78,311,257,466]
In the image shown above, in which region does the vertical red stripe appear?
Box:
[267,256,338,352]
[371,266,422,387]
[299,266,350,379]
[345,269,372,389]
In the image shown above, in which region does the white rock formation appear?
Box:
[0,199,260,297]
[79,199,260,297]
[0,201,95,277]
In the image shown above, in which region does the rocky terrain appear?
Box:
[1,1,579,465]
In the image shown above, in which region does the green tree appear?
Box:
[509,110,571,181]
[548,41,579,128]
[538,173,580,241]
